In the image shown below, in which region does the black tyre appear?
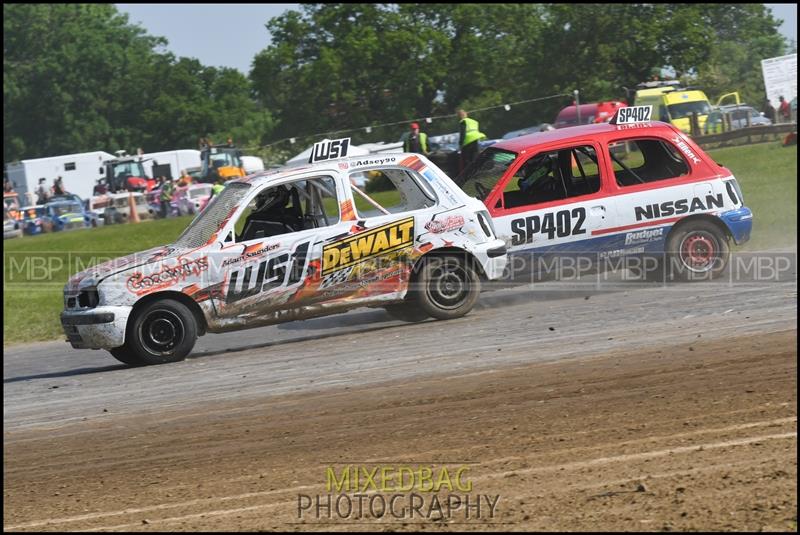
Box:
[666,220,730,281]
[383,303,430,322]
[633,252,668,284]
[125,299,198,365]
[414,255,481,320]
[109,346,145,367]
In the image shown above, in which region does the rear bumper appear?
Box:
[60,306,131,349]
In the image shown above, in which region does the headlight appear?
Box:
[476,210,496,238]
[78,287,100,308]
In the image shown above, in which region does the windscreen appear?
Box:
[174,182,251,248]
[455,148,518,201]
[52,203,82,216]
[667,101,711,119]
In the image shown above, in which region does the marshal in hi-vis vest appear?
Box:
[461,117,486,147]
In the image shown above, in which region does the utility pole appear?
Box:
[574,89,581,124]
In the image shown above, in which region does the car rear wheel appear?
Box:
[125,299,198,365]
[667,220,730,281]
[414,255,481,320]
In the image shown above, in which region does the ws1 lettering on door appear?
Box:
[226,242,311,304]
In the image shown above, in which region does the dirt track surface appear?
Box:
[3,276,798,531]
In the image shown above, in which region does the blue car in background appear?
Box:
[20,205,54,235]
[45,200,99,231]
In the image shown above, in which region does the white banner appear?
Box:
[761,53,796,108]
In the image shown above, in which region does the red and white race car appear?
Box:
[456,106,753,281]
[61,139,507,366]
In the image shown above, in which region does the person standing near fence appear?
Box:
[35,178,49,205]
[778,96,790,123]
[458,109,486,173]
[159,176,173,218]
[402,122,429,155]
[762,99,776,123]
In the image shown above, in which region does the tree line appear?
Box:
[3,3,790,165]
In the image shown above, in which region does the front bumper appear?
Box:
[720,207,753,245]
[60,306,131,349]
[473,238,509,280]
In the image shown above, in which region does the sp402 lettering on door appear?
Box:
[511,207,587,246]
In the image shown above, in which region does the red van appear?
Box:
[554,101,627,129]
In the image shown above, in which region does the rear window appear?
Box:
[608,138,690,187]
[350,168,436,217]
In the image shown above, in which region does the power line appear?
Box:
[242,92,571,152]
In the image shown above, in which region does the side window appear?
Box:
[348,168,436,217]
[731,110,747,121]
[233,176,339,242]
[608,138,690,187]
[502,145,601,209]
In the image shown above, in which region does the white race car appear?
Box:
[62,139,508,366]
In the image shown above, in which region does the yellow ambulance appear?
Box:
[634,82,712,135]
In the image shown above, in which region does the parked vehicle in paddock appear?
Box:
[502,124,555,139]
[719,104,773,130]
[20,205,54,235]
[102,192,151,225]
[455,106,752,282]
[146,186,185,219]
[554,101,627,129]
[4,208,22,239]
[45,200,97,231]
[4,191,22,221]
[62,141,508,366]
[178,183,214,215]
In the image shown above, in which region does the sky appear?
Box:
[117,3,301,73]
[117,3,797,74]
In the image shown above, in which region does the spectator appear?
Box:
[791,97,797,123]
[211,176,225,197]
[178,169,192,187]
[159,176,173,219]
[402,122,429,155]
[457,109,486,173]
[778,96,791,123]
[53,175,65,196]
[762,99,776,123]
[4,176,15,193]
[35,178,50,205]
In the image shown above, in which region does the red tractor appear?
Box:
[95,151,156,195]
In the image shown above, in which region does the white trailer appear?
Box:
[140,149,201,179]
[241,155,265,174]
[5,151,115,201]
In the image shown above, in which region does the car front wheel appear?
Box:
[122,299,198,365]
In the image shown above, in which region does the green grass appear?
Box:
[3,143,796,345]
[705,143,796,250]
[4,217,194,345]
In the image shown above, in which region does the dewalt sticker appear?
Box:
[323,217,415,275]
